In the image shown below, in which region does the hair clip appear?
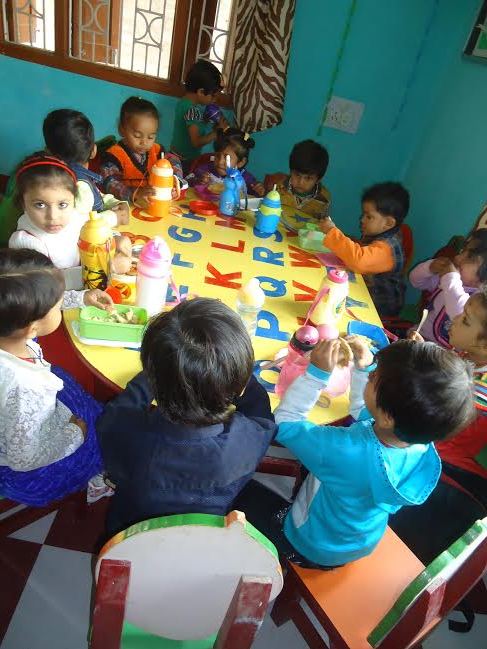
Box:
[244,133,250,141]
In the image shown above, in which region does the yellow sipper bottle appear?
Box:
[78,211,115,290]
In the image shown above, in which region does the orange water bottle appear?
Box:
[78,211,115,290]
[147,156,181,219]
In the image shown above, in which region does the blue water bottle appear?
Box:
[219,175,238,217]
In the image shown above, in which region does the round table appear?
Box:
[63,191,382,424]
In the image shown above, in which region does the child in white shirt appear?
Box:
[0,248,110,505]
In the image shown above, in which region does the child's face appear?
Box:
[454,241,483,287]
[360,201,396,237]
[289,171,319,195]
[449,294,487,353]
[214,147,245,176]
[34,298,63,337]
[196,87,222,105]
[23,184,75,233]
[119,113,158,155]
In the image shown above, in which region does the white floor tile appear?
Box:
[9,511,58,545]
[2,545,93,649]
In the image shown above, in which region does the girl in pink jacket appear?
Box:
[409,229,487,347]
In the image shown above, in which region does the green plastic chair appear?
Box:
[90,511,283,649]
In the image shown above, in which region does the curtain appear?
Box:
[230,0,296,133]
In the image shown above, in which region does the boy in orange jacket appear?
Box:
[320,182,410,317]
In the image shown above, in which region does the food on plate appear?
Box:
[337,337,353,366]
[88,308,140,325]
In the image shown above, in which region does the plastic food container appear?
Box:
[298,226,328,252]
[347,321,389,352]
[79,304,148,343]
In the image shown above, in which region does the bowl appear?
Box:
[79,304,148,343]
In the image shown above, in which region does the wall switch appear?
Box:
[324,96,364,134]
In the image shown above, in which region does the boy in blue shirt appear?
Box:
[236,338,474,568]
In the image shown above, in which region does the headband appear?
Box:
[16,156,77,184]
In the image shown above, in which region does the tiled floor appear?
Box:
[0,493,485,649]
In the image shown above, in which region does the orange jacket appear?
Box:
[105,142,161,188]
[324,227,394,274]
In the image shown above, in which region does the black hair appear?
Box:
[141,297,254,426]
[460,228,487,284]
[361,182,410,226]
[214,128,255,163]
[0,249,65,337]
[14,152,77,210]
[43,109,95,164]
[289,140,329,179]
[119,96,159,126]
[185,59,223,94]
[374,340,474,444]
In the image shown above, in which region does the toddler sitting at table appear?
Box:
[100,96,183,208]
[235,337,474,569]
[265,140,331,219]
[96,297,276,537]
[188,127,264,196]
[0,249,112,506]
[320,182,410,317]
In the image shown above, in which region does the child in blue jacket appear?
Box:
[235,338,474,568]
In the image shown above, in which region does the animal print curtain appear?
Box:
[229,0,296,133]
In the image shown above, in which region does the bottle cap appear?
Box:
[327,268,349,284]
[264,184,281,208]
[238,278,265,308]
[290,325,319,352]
[140,236,171,268]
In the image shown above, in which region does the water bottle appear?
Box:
[219,175,239,217]
[236,278,265,337]
[307,269,349,332]
[255,185,281,235]
[275,325,320,397]
[203,103,222,124]
[136,236,172,316]
[78,211,115,290]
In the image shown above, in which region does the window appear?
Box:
[0,0,235,101]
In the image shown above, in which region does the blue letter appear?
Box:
[168,226,202,243]
[253,247,284,266]
[256,310,290,341]
[257,275,287,297]
[172,253,194,268]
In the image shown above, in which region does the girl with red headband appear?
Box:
[9,153,131,294]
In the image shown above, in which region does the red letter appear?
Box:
[288,245,321,268]
[211,240,246,253]
[292,280,317,302]
[215,218,246,231]
[205,263,242,289]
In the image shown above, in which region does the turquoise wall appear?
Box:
[403,2,487,263]
[0,0,485,258]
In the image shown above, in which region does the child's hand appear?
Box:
[310,339,341,373]
[252,182,265,197]
[134,185,155,208]
[319,216,336,234]
[345,335,374,369]
[407,329,424,343]
[112,202,130,225]
[200,172,211,185]
[430,257,457,276]
[84,289,114,311]
[216,115,229,131]
[70,415,87,438]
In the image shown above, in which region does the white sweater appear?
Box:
[0,340,84,471]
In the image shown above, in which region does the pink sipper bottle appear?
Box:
[275,325,320,397]
[136,236,172,316]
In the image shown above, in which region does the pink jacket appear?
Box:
[409,260,477,347]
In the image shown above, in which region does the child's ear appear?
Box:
[90,144,97,160]
[117,122,125,138]
[237,157,247,169]
[384,216,397,230]
[375,408,395,430]
[25,321,38,340]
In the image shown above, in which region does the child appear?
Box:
[9,154,131,290]
[265,140,331,219]
[189,128,264,196]
[235,337,474,568]
[320,182,410,317]
[0,249,110,505]
[100,97,183,207]
[389,295,487,563]
[43,109,130,226]
[96,297,276,536]
[409,229,487,348]
[170,60,228,173]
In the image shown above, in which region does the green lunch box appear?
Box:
[78,305,148,343]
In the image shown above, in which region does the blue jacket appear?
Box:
[275,364,441,566]
[97,373,276,536]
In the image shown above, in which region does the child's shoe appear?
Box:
[87,474,114,504]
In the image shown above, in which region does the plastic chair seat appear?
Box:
[287,528,424,649]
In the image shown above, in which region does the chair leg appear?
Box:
[215,575,272,649]
[271,574,300,627]
[90,559,131,649]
